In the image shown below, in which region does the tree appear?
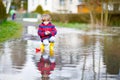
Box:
[0,0,7,23]
[104,0,109,27]
[11,0,28,10]
[110,0,120,12]
[82,0,111,28]
[83,0,120,28]
[83,0,101,28]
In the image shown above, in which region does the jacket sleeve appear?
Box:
[38,26,45,37]
[50,26,57,36]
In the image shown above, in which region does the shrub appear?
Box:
[44,10,51,14]
[108,13,120,27]
[34,5,44,14]
[50,13,90,23]
[50,13,120,27]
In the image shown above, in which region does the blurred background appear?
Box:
[1,0,120,27]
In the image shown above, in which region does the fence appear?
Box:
[15,13,39,20]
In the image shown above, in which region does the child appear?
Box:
[38,14,57,62]
[12,13,16,20]
[10,9,16,20]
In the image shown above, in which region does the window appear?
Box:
[32,0,34,5]
[70,0,72,4]
[60,0,65,6]
[45,0,47,5]
[78,0,82,2]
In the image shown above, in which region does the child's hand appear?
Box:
[45,31,51,35]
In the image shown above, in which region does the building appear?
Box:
[77,3,102,14]
[28,0,82,13]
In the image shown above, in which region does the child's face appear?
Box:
[43,20,50,25]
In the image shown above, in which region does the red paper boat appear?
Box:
[36,48,41,53]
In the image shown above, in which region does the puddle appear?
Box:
[0,26,120,80]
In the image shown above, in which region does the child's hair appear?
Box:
[41,14,51,21]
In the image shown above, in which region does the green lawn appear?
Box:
[0,21,23,42]
[53,22,89,30]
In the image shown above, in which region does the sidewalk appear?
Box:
[14,18,40,41]
[15,18,39,27]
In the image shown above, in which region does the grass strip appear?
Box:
[53,22,89,30]
[0,21,23,42]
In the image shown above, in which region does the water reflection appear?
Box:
[55,32,120,80]
[0,26,120,80]
[103,36,120,75]
[10,40,26,69]
[0,40,26,73]
[0,40,40,80]
[37,55,56,78]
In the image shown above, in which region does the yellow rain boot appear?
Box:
[50,50,54,57]
[49,42,54,57]
[40,43,44,53]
